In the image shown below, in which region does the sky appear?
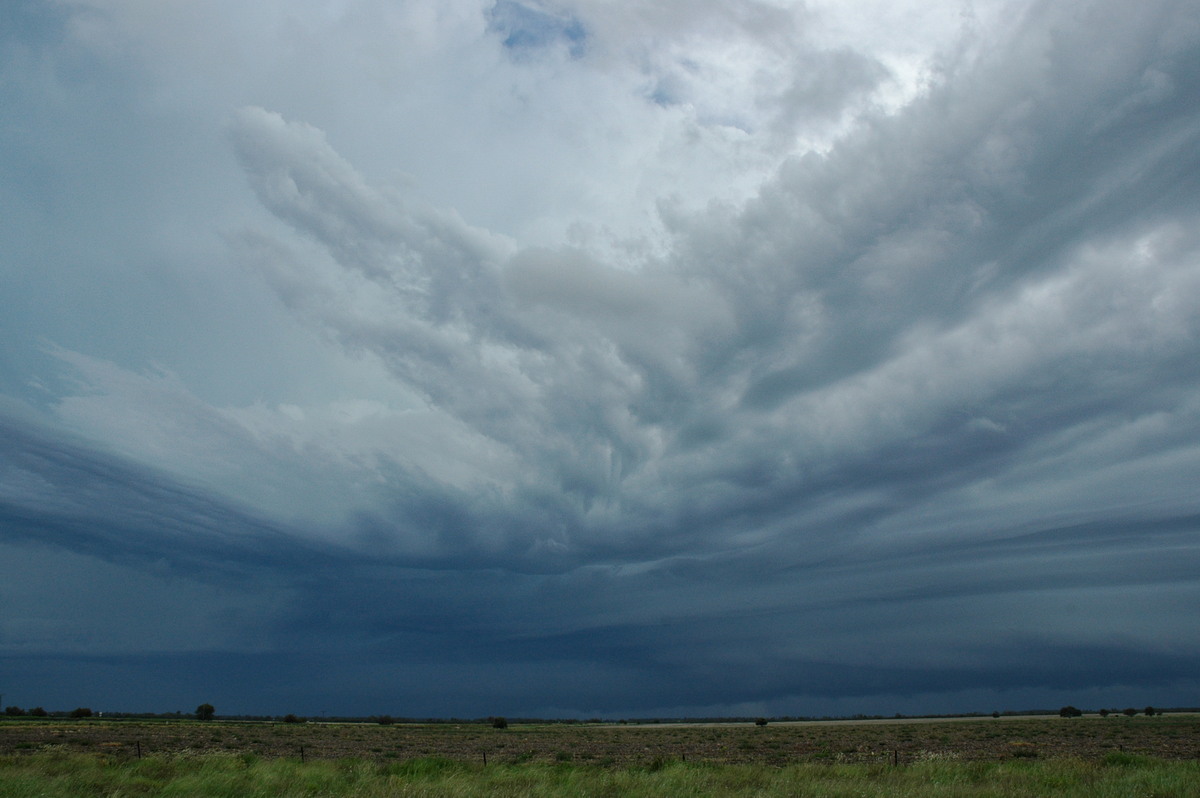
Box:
[1,0,1199,720]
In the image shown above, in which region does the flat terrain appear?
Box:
[1,714,1197,765]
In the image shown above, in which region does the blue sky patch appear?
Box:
[487,0,587,59]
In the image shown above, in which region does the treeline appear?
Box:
[5,705,1196,724]
[3,706,125,719]
[1057,705,1171,718]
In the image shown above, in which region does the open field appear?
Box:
[2,716,1198,796]
[0,715,1195,796]
[2,714,1198,765]
[1,752,1199,797]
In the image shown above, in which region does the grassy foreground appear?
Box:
[2,752,1198,797]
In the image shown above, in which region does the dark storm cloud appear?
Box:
[2,0,1199,717]
[0,415,326,577]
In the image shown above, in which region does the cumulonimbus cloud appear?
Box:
[3,0,1199,717]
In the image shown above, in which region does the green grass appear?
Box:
[1,753,1199,797]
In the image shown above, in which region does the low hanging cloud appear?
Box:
[2,0,1199,717]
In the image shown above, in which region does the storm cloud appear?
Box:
[2,0,1199,718]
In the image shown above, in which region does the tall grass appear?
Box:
[1,753,1198,796]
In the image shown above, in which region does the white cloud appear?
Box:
[41,0,1200,564]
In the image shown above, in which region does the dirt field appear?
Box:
[1,715,1197,765]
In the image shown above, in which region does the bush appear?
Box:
[29,707,47,717]
[4,706,26,716]
[755,718,768,726]
[1007,741,1038,758]
[1099,709,1109,717]
[1123,708,1138,717]
[377,715,394,725]
[490,716,508,729]
[1104,751,1153,767]
[195,703,215,721]
[1058,706,1082,718]
[69,707,93,718]
[1144,706,1156,716]
[282,714,303,723]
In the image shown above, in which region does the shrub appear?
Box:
[69,707,93,718]
[490,716,508,729]
[755,718,768,726]
[1058,706,1082,718]
[1123,708,1138,717]
[1104,751,1153,767]
[377,715,394,725]
[4,706,26,716]
[283,714,303,723]
[1144,706,1156,716]
[1007,741,1038,758]
[29,707,47,717]
[1099,709,1110,717]
[195,703,215,721]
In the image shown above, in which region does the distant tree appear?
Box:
[490,716,508,729]
[30,707,48,717]
[992,711,1000,718]
[755,718,768,726]
[4,706,25,716]
[1099,709,1109,717]
[1144,706,1156,716]
[195,703,215,721]
[1058,706,1082,718]
[69,707,93,718]
[1123,708,1138,717]
[377,715,394,725]
[282,714,302,724]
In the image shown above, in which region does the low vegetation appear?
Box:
[0,750,1197,797]
[5,713,1198,763]
[2,714,1197,795]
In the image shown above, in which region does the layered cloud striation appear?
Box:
[1,0,1199,717]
